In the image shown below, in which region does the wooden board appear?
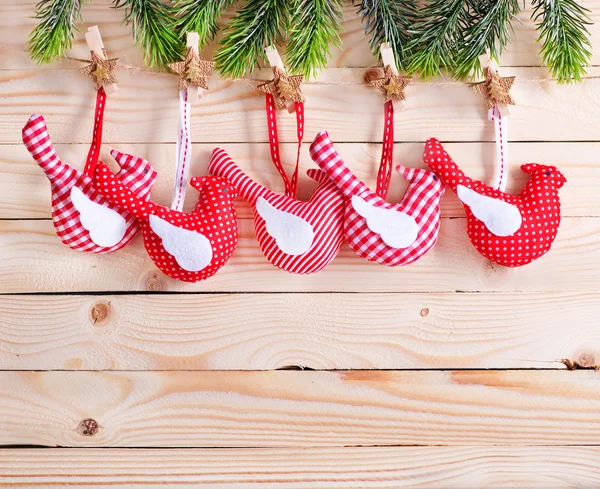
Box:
[2,370,600,447]
[0,292,596,371]
[2,446,599,488]
[1,142,598,219]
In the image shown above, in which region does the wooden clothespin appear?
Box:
[84,26,118,95]
[380,43,406,110]
[187,32,201,102]
[478,52,512,116]
[265,46,297,114]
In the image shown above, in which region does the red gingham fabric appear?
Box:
[424,138,566,267]
[93,161,238,282]
[22,89,158,253]
[310,131,445,266]
[209,149,345,275]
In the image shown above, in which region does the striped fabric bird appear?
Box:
[22,114,158,253]
[208,148,345,275]
[310,131,445,266]
[92,161,238,282]
[424,138,566,267]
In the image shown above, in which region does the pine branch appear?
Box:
[173,0,234,49]
[28,0,85,64]
[113,0,184,68]
[453,0,520,80]
[406,0,470,79]
[532,0,592,83]
[355,0,416,71]
[285,0,343,78]
[215,0,289,78]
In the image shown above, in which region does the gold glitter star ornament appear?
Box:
[80,51,119,90]
[369,65,411,103]
[168,49,214,91]
[257,67,306,110]
[471,66,516,110]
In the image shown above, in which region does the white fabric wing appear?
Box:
[256,197,314,255]
[70,186,127,247]
[149,214,212,272]
[457,185,522,237]
[352,195,418,249]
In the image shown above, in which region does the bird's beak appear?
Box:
[520,163,540,175]
[190,176,208,191]
[396,165,416,181]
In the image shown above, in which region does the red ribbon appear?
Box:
[83,87,106,179]
[265,94,304,199]
[375,100,394,199]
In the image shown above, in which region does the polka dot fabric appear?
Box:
[424,138,567,267]
[93,161,238,282]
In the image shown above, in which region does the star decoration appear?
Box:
[167,49,214,91]
[471,66,516,110]
[368,65,411,103]
[80,51,118,90]
[257,67,305,110]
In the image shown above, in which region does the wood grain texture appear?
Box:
[2,446,599,488]
[1,141,596,219]
[2,0,600,70]
[0,292,597,371]
[2,67,600,144]
[0,217,595,293]
[2,370,600,447]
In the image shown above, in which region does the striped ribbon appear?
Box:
[171,89,192,211]
[489,105,508,192]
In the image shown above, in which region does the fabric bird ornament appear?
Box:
[22,88,158,253]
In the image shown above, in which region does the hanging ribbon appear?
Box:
[83,87,106,179]
[171,89,192,211]
[489,105,508,192]
[265,94,304,199]
[375,100,395,199]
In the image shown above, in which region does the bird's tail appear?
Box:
[22,114,65,179]
[110,149,158,200]
[423,138,470,192]
[92,160,155,219]
[310,131,368,198]
[208,148,272,205]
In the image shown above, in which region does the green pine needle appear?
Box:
[28,0,85,64]
[113,0,184,68]
[532,0,592,83]
[285,0,343,78]
[453,0,520,80]
[173,0,234,49]
[215,0,289,78]
[406,0,470,79]
[355,0,416,71]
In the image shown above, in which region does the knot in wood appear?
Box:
[363,68,383,84]
[77,418,99,436]
[91,302,110,325]
[142,272,167,292]
[577,351,597,368]
[420,308,429,317]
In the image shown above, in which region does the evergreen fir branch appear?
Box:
[28,0,85,64]
[406,0,471,79]
[355,0,417,71]
[453,0,521,80]
[532,0,592,83]
[215,0,289,78]
[285,0,344,78]
[173,0,234,48]
[113,0,184,68]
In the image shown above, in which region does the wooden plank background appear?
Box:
[1,0,599,487]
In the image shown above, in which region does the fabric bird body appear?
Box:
[310,131,445,266]
[93,161,238,282]
[22,105,158,253]
[424,138,566,267]
[209,148,345,275]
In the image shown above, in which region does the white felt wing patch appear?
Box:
[149,214,212,272]
[70,186,127,247]
[352,195,418,249]
[256,197,314,256]
[457,185,522,237]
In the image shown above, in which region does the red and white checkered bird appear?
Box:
[93,160,238,282]
[22,114,158,253]
[309,131,445,266]
[208,148,345,274]
[424,138,566,267]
